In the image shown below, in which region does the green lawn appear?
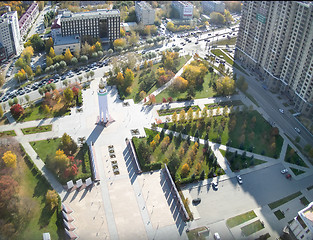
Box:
[268,191,302,210]
[307,185,313,191]
[274,210,285,220]
[285,145,308,168]
[186,226,207,240]
[0,130,16,137]
[215,37,237,46]
[241,220,264,237]
[224,150,266,171]
[210,49,249,76]
[226,210,257,228]
[228,110,283,158]
[126,55,191,103]
[290,167,305,176]
[17,156,63,239]
[18,103,71,122]
[21,125,52,135]
[155,70,218,103]
[157,105,200,116]
[205,100,243,109]
[30,138,62,162]
[132,128,225,183]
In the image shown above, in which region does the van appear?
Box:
[214,232,221,240]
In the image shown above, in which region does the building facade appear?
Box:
[235,1,313,117]
[60,9,120,43]
[171,1,193,20]
[202,1,225,14]
[135,1,155,25]
[19,2,39,38]
[53,34,80,55]
[286,202,313,239]
[0,11,21,59]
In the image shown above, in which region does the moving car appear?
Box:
[279,108,284,113]
[281,169,288,174]
[294,127,301,133]
[236,175,243,184]
[286,174,292,180]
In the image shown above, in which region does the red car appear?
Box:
[286,174,292,180]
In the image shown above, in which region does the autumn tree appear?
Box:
[64,48,73,64]
[123,68,134,90]
[181,163,190,178]
[173,76,188,92]
[172,111,178,123]
[46,56,53,67]
[45,37,54,53]
[201,106,208,119]
[150,140,156,150]
[187,108,193,123]
[10,104,24,119]
[215,76,235,96]
[61,133,77,155]
[0,104,3,118]
[54,149,69,173]
[161,136,170,152]
[46,190,59,210]
[2,151,17,168]
[49,47,55,58]
[94,41,102,52]
[113,38,126,48]
[179,109,186,123]
[0,175,18,208]
[210,12,226,25]
[63,88,74,105]
[153,134,160,145]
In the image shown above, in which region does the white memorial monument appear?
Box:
[98,78,110,124]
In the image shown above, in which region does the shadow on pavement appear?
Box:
[85,124,105,144]
[160,170,186,235]
[123,146,137,184]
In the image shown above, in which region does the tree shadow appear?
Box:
[38,205,55,229]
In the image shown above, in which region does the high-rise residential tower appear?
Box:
[235,1,313,117]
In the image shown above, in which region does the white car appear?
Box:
[281,169,288,174]
[279,109,284,113]
[294,127,301,133]
[236,175,243,184]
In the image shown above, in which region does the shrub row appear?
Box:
[77,90,83,106]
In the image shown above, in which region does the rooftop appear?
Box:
[174,1,193,7]
[136,1,153,10]
[54,35,80,46]
[298,202,313,232]
[61,9,120,19]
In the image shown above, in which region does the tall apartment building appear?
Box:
[235,1,313,117]
[60,9,120,43]
[0,11,21,60]
[135,1,155,25]
[202,1,225,14]
[19,2,39,38]
[171,1,193,20]
[286,201,313,239]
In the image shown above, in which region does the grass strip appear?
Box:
[290,167,305,176]
[284,145,308,168]
[307,185,313,191]
[274,210,285,220]
[226,210,257,228]
[157,105,200,116]
[268,191,302,210]
[205,100,243,109]
[21,124,52,135]
[244,92,260,107]
[241,220,264,236]
[0,130,16,137]
[300,197,309,206]
[186,226,207,240]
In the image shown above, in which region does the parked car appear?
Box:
[279,109,284,113]
[212,182,218,190]
[236,175,243,184]
[286,174,292,180]
[192,198,201,204]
